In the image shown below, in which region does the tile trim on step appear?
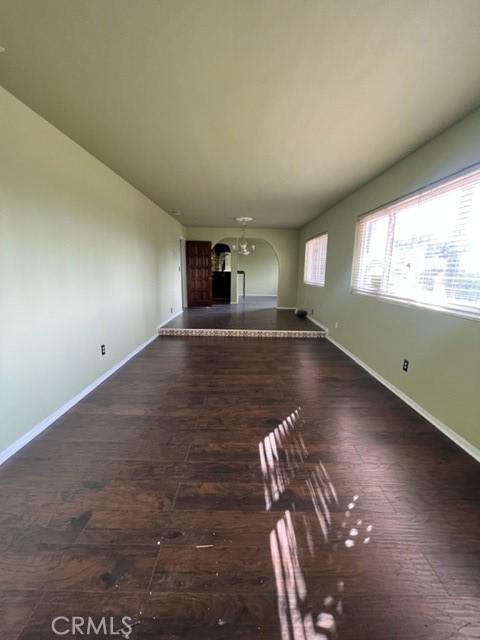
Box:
[0,332,159,466]
[158,327,326,338]
[328,334,480,464]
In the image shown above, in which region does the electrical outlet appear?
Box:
[311,309,314,315]
[335,322,339,329]
[402,359,409,372]
[170,306,173,313]
[101,344,106,356]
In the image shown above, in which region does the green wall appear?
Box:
[238,241,278,296]
[297,108,480,451]
[0,86,184,453]
[187,226,298,307]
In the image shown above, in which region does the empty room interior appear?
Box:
[1,1,480,638]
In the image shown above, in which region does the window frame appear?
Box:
[350,165,480,322]
[304,232,328,287]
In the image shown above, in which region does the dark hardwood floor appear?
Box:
[0,336,479,639]
[164,296,322,331]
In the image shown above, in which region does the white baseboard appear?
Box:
[327,335,480,464]
[0,332,158,467]
[306,315,329,332]
[158,309,183,328]
[277,306,296,310]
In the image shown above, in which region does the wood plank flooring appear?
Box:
[164,296,321,331]
[0,336,479,639]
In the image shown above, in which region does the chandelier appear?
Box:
[232,217,256,256]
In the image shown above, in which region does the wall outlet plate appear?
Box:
[101,344,106,356]
[403,359,409,372]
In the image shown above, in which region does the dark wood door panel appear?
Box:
[186,241,212,307]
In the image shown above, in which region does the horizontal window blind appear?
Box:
[304,233,328,286]
[352,167,480,318]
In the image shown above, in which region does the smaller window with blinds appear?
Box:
[304,233,328,287]
[351,167,480,319]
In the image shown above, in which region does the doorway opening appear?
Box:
[219,236,279,306]
[212,243,231,303]
[185,237,280,310]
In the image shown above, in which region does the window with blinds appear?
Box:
[304,233,328,286]
[351,167,480,319]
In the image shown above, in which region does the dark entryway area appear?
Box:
[212,243,231,303]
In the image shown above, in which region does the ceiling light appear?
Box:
[232,217,255,256]
[0,46,6,54]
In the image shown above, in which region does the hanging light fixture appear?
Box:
[232,217,256,256]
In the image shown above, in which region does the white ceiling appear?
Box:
[1,0,480,228]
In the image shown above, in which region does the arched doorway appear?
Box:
[219,236,279,306]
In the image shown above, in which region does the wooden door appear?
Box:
[186,241,212,307]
